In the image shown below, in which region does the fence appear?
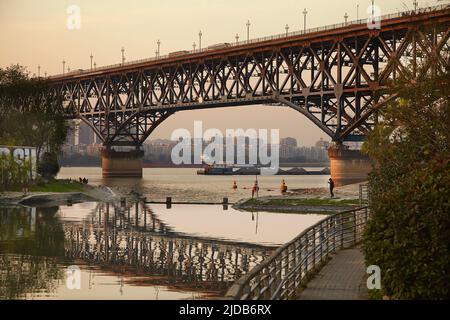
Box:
[359,184,369,207]
[225,206,371,300]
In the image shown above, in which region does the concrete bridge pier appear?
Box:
[328,145,372,187]
[101,148,144,178]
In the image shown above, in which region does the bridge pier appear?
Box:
[101,148,144,178]
[328,145,372,187]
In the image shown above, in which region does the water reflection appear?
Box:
[63,202,273,294]
[0,203,274,299]
[0,207,66,299]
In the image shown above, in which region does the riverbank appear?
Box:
[233,182,364,214]
[0,180,119,206]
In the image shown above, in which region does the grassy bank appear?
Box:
[3,180,86,193]
[244,197,361,207]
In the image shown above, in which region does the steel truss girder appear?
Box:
[55,17,450,145]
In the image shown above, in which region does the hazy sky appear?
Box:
[0,0,441,146]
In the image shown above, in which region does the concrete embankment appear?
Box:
[233,200,355,214]
[0,184,118,207]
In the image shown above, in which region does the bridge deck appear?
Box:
[296,247,368,300]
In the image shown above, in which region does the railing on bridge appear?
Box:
[48,4,449,79]
[224,206,371,300]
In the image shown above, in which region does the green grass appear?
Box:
[28,180,86,193]
[244,197,360,207]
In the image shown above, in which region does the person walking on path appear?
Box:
[328,178,335,198]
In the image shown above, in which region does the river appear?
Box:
[0,167,330,300]
[57,167,331,203]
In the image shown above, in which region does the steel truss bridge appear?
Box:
[51,5,450,147]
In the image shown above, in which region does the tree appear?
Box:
[0,65,71,185]
[37,152,60,181]
[362,72,450,299]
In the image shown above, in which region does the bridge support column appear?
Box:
[328,145,372,187]
[101,148,144,178]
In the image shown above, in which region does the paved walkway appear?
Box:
[297,248,369,300]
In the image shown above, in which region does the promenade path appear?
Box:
[297,247,369,300]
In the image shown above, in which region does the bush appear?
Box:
[362,74,450,299]
[37,152,60,181]
[0,154,32,191]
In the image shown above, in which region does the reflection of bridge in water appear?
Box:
[63,202,275,295]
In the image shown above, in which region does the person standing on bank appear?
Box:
[328,178,335,198]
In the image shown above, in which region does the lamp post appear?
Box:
[246,20,251,42]
[413,0,418,12]
[193,42,196,51]
[344,13,349,25]
[93,62,96,69]
[235,33,239,44]
[90,54,93,70]
[198,31,202,51]
[121,47,125,65]
[302,8,308,32]
[62,60,66,74]
[157,40,161,57]
[371,0,374,19]
[285,24,289,36]
[357,4,360,20]
[37,65,40,78]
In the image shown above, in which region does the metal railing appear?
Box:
[224,206,371,300]
[359,184,370,207]
[48,4,449,79]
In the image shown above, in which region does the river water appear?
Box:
[57,167,331,203]
[0,167,330,300]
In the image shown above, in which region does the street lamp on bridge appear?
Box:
[413,0,418,12]
[246,20,251,43]
[235,33,239,44]
[90,54,93,70]
[157,40,161,57]
[302,8,308,32]
[285,24,289,36]
[37,65,40,78]
[93,62,96,69]
[344,13,349,25]
[62,60,66,74]
[193,42,196,51]
[121,47,125,65]
[198,31,203,51]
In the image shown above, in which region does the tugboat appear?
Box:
[197,163,233,175]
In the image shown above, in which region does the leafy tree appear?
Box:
[0,65,71,185]
[37,152,60,181]
[362,73,450,299]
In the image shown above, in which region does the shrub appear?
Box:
[363,73,450,299]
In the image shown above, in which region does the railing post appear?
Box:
[313,227,316,268]
[353,210,357,245]
[359,185,362,207]
[319,224,324,263]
